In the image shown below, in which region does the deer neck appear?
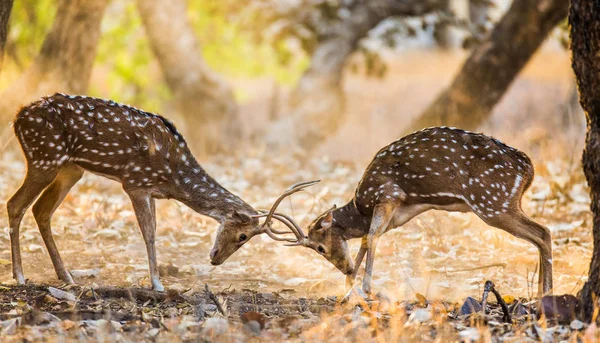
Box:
[333,201,371,239]
[166,159,257,223]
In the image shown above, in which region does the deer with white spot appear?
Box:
[264,127,553,297]
[7,93,307,291]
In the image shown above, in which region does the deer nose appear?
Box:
[210,248,220,262]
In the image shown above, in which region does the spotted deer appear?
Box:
[264,127,553,297]
[7,93,298,291]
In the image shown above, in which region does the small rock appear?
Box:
[570,319,585,330]
[240,311,265,330]
[48,287,77,302]
[147,328,160,337]
[459,327,481,341]
[538,294,581,324]
[70,269,100,278]
[460,297,482,316]
[243,321,262,335]
[406,308,432,324]
[1,318,20,335]
[202,317,229,337]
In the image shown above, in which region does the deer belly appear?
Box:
[70,158,123,182]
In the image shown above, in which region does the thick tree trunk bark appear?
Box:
[136,0,240,156]
[570,0,600,322]
[0,0,14,72]
[268,0,446,151]
[406,0,568,134]
[0,0,108,121]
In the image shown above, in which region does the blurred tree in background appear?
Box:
[0,0,109,121]
[407,0,568,133]
[137,0,240,155]
[0,0,14,73]
[242,0,450,150]
[0,0,570,155]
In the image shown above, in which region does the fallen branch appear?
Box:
[480,280,511,323]
[445,263,507,273]
[205,284,227,316]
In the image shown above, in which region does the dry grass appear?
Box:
[0,47,595,341]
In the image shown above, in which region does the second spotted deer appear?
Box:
[264,127,553,297]
[7,93,299,291]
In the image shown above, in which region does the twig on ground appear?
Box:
[205,284,227,316]
[480,280,511,323]
[446,263,507,273]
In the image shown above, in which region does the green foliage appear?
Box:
[187,0,306,85]
[92,1,168,110]
[4,0,307,109]
[6,0,56,68]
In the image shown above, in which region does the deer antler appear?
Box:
[255,180,320,245]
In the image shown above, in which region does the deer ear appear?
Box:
[233,211,253,224]
[321,211,334,229]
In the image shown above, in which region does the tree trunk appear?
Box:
[406,0,568,134]
[0,0,108,121]
[268,0,446,151]
[0,0,14,72]
[433,0,454,49]
[570,0,600,322]
[136,0,240,156]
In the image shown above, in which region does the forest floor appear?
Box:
[0,49,596,341]
[0,146,594,342]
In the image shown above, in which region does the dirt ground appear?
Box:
[0,48,595,341]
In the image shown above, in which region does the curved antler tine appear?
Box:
[286,180,321,192]
[253,210,295,235]
[263,228,297,242]
[262,180,320,228]
[283,241,306,247]
[270,213,304,240]
[272,212,306,239]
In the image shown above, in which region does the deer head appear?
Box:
[209,210,262,265]
[261,187,354,275]
[209,180,321,265]
[303,206,354,275]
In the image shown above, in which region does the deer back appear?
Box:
[12,93,230,202]
[354,127,534,219]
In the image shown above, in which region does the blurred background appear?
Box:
[0,0,588,302]
[0,0,579,161]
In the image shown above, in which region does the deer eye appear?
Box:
[317,246,326,254]
[239,234,248,242]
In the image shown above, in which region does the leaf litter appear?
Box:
[0,148,595,341]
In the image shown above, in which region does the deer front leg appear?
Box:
[127,191,164,291]
[362,203,396,294]
[346,236,368,290]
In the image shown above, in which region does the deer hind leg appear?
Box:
[32,164,84,284]
[7,168,60,284]
[127,190,164,291]
[480,211,552,297]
